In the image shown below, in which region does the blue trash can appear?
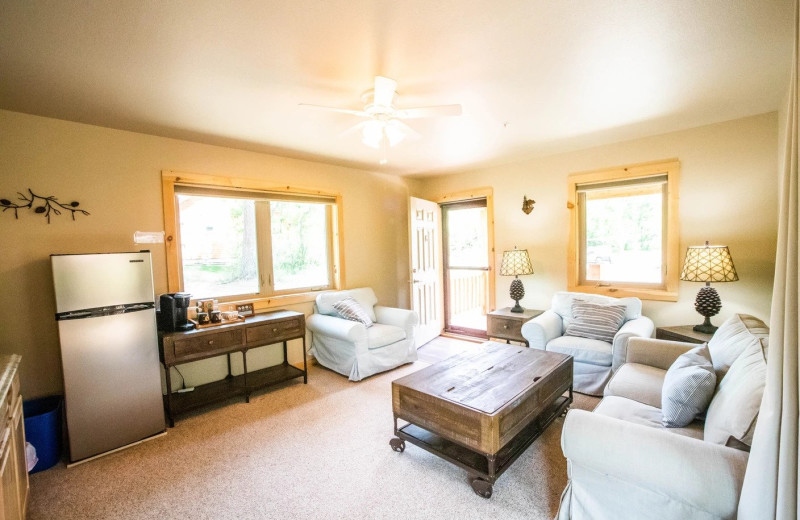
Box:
[23,396,62,473]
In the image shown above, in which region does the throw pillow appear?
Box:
[332,296,374,327]
[661,344,717,427]
[563,300,626,343]
[704,337,767,447]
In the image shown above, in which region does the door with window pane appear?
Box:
[442,199,490,337]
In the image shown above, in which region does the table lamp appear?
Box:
[499,247,533,313]
[679,241,738,334]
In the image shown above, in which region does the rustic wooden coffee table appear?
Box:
[390,341,572,498]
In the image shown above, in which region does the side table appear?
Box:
[655,325,713,344]
[487,307,543,346]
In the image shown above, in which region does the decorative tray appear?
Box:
[189,316,246,329]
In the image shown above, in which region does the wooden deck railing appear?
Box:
[448,269,489,317]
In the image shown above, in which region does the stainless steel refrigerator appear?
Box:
[51,252,166,463]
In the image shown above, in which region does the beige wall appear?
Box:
[0,109,410,398]
[413,112,779,329]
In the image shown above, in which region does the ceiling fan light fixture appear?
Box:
[384,120,405,147]
[361,120,384,149]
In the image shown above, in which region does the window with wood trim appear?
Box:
[567,160,680,302]
[162,172,342,303]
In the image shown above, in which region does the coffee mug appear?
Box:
[197,312,209,325]
[210,311,222,323]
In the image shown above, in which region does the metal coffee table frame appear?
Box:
[390,388,572,498]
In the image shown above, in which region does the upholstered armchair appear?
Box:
[520,291,654,395]
[306,287,419,381]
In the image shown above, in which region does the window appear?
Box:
[162,171,342,304]
[567,160,680,301]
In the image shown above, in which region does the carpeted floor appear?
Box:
[28,346,598,520]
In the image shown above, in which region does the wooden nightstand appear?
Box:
[655,325,713,344]
[487,307,543,346]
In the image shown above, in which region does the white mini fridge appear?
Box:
[51,252,166,463]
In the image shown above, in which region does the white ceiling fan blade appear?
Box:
[373,76,397,107]
[338,121,368,138]
[298,103,370,118]
[395,104,463,119]
[388,119,421,141]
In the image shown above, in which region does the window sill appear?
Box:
[225,291,322,312]
[567,284,678,302]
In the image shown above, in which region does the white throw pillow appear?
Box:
[332,296,374,328]
[563,300,626,343]
[707,314,768,380]
[704,337,767,447]
[661,344,716,427]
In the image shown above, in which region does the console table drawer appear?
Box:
[246,317,303,345]
[174,329,243,359]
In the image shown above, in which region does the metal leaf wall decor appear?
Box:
[1,189,90,223]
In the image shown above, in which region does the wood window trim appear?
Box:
[161,170,345,310]
[437,187,497,313]
[566,159,680,302]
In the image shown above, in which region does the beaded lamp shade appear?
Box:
[500,248,533,313]
[680,241,738,334]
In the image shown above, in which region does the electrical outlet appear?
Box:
[236,303,254,316]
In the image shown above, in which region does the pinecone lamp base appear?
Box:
[692,285,722,334]
[509,278,525,313]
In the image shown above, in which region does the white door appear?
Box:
[410,197,443,347]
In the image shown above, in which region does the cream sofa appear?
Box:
[521,291,654,395]
[558,314,769,520]
[306,288,419,381]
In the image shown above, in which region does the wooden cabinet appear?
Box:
[487,308,543,346]
[159,311,307,426]
[0,358,28,520]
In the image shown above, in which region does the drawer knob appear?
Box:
[208,340,214,345]
[272,328,278,333]
[503,324,509,329]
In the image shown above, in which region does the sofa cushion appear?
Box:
[316,288,378,322]
[593,396,704,440]
[604,363,666,409]
[366,323,406,349]
[547,335,613,367]
[705,337,767,448]
[551,291,642,331]
[661,344,716,427]
[332,296,373,327]
[707,314,769,381]
[564,300,626,343]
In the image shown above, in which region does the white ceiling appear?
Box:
[0,1,793,176]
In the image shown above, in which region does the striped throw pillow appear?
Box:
[332,296,374,328]
[662,344,716,427]
[563,299,626,343]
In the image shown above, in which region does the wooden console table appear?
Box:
[158,310,306,426]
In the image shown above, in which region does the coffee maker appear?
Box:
[158,292,194,331]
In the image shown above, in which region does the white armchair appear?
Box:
[306,288,419,381]
[521,291,654,395]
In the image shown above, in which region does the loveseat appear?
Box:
[521,291,654,395]
[557,313,769,520]
[306,287,419,381]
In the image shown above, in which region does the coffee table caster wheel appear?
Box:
[390,438,405,453]
[471,478,493,498]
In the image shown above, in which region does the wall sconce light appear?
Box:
[522,196,535,214]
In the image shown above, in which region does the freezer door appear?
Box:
[58,308,165,462]
[51,252,155,313]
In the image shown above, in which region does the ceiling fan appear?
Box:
[299,76,462,162]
